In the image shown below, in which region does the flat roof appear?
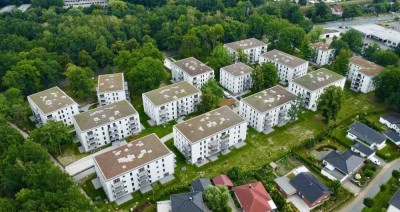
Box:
[174,106,245,144]
[261,49,307,68]
[291,68,345,91]
[350,56,384,76]
[224,38,266,51]
[0,5,16,13]
[221,62,253,76]
[97,73,125,93]
[323,28,340,34]
[28,86,77,114]
[94,133,172,180]
[18,4,30,12]
[242,85,296,113]
[351,24,400,44]
[143,81,200,106]
[312,42,332,51]
[73,100,137,132]
[173,57,213,77]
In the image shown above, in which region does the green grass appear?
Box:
[295,137,348,162]
[57,142,91,166]
[376,142,400,162]
[362,177,400,212]
[129,120,177,141]
[81,174,116,211]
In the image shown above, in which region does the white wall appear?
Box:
[224,45,268,64]
[28,98,79,126]
[220,69,252,94]
[259,57,308,84]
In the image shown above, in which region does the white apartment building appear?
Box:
[347,56,384,93]
[64,0,108,7]
[73,100,141,152]
[239,85,297,133]
[173,106,247,165]
[171,57,214,89]
[97,73,130,106]
[224,38,268,64]
[143,81,201,126]
[27,86,80,126]
[94,133,175,202]
[260,49,308,84]
[289,68,346,111]
[220,62,253,94]
[311,42,334,66]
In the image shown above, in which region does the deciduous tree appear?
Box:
[127,57,166,93]
[203,186,230,212]
[332,48,351,76]
[65,64,94,100]
[373,67,400,111]
[197,80,223,113]
[341,29,363,54]
[207,45,233,80]
[317,86,344,123]
[372,50,399,66]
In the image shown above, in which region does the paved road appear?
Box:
[339,158,400,212]
[317,13,394,29]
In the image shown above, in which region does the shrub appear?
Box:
[392,170,400,179]
[363,198,374,208]
[380,184,387,191]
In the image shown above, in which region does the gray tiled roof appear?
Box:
[323,150,365,174]
[224,38,267,51]
[171,192,205,212]
[351,143,374,157]
[384,130,400,143]
[389,190,400,209]
[348,121,387,145]
[190,178,212,192]
[381,114,400,124]
[291,68,345,91]
[290,172,330,204]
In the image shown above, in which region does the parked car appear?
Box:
[369,156,381,166]
[223,91,232,99]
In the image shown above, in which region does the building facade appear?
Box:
[288,68,346,111]
[143,81,201,126]
[260,49,308,84]
[64,0,108,7]
[27,86,80,126]
[171,57,214,89]
[311,42,334,66]
[173,106,247,165]
[97,73,130,106]
[239,85,297,133]
[219,63,253,94]
[94,134,175,202]
[73,100,141,152]
[224,38,268,64]
[347,56,384,93]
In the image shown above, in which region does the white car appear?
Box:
[223,91,232,98]
[369,156,381,166]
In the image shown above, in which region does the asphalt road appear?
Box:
[339,158,400,212]
[317,13,394,29]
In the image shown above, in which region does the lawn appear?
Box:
[129,120,177,141]
[376,142,400,162]
[57,142,91,166]
[295,137,348,163]
[362,177,400,212]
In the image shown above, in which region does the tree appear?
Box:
[341,29,363,54]
[127,57,166,93]
[29,121,74,156]
[261,63,278,89]
[208,45,233,80]
[395,44,400,56]
[237,48,248,64]
[332,49,351,76]
[392,170,400,179]
[308,26,324,43]
[317,86,344,123]
[65,64,94,100]
[276,26,307,53]
[0,119,25,156]
[330,38,350,57]
[181,33,202,58]
[330,180,341,196]
[373,67,400,111]
[197,80,223,113]
[2,60,41,96]
[78,50,98,71]
[372,50,399,66]
[363,198,374,208]
[203,186,230,212]
[288,95,303,122]
[362,43,381,61]
[342,4,363,20]
[251,66,265,92]
[207,24,224,49]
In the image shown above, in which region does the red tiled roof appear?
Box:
[233,182,273,212]
[212,175,233,187]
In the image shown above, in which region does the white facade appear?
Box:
[64,0,108,7]
[311,42,334,66]
[97,73,130,106]
[171,57,214,89]
[219,63,253,94]
[289,68,346,111]
[173,106,247,165]
[143,82,201,126]
[224,38,268,64]
[94,134,175,202]
[347,56,384,93]
[379,116,400,133]
[27,86,80,126]
[239,86,297,133]
[260,49,308,84]
[320,29,341,39]
[388,205,400,212]
[73,100,141,152]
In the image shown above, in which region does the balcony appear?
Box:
[115,190,128,199]
[112,180,124,188]
[209,148,219,155]
[182,145,192,160]
[113,185,126,194]
[139,179,151,187]
[220,142,229,150]
[220,134,230,141]
[108,125,118,131]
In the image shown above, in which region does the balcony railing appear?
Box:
[115,190,128,199]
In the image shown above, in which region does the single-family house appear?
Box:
[347,121,387,150]
[380,114,400,133]
[388,189,400,212]
[321,150,365,182]
[190,178,212,192]
[351,142,375,158]
[157,191,206,212]
[233,182,277,212]
[212,175,233,189]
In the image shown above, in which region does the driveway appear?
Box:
[342,180,361,195]
[339,158,400,212]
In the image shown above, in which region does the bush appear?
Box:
[380,184,387,191]
[363,198,374,208]
[364,169,374,178]
[392,170,400,179]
